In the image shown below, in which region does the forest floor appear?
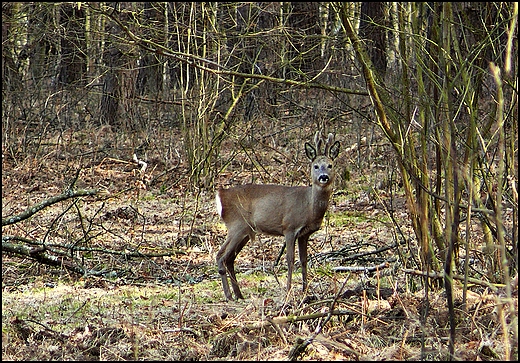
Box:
[2,123,517,360]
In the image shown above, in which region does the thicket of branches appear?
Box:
[2,3,518,354]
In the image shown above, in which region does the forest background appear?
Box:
[2,2,518,360]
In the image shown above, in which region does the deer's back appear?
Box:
[217,184,312,236]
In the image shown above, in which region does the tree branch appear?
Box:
[2,239,86,275]
[92,4,369,97]
[2,189,98,226]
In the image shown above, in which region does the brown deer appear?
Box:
[215,132,341,300]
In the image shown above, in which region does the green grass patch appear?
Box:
[330,209,391,227]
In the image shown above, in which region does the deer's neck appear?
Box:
[310,185,332,218]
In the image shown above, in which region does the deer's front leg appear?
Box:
[298,235,310,292]
[285,233,297,293]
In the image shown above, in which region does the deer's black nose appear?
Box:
[318,175,330,183]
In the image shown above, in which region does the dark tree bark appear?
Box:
[136,2,164,97]
[26,3,56,86]
[359,2,387,80]
[286,2,323,77]
[2,3,23,92]
[57,3,87,86]
[100,3,138,129]
[100,47,122,126]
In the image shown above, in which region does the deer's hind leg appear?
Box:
[216,227,253,300]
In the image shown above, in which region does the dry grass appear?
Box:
[2,124,517,360]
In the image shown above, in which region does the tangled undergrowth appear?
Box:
[2,125,517,360]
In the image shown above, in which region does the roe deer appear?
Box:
[215,132,341,300]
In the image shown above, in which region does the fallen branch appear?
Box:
[2,187,189,277]
[2,189,98,226]
[403,269,499,292]
[2,188,99,275]
[332,260,392,273]
[2,239,86,275]
[2,235,187,258]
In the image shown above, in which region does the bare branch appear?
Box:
[2,189,98,226]
[1,239,85,275]
[92,4,369,97]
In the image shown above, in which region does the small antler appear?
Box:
[314,131,323,154]
[324,133,335,156]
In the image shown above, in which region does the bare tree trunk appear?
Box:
[100,47,122,126]
[136,2,164,97]
[286,2,322,78]
[359,2,387,80]
[57,3,87,87]
[99,3,138,130]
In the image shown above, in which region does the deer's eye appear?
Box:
[328,164,332,169]
[314,165,319,169]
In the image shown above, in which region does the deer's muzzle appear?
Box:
[318,175,330,183]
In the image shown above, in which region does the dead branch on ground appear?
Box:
[2,189,99,226]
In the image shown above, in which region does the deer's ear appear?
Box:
[329,141,340,160]
[305,142,317,161]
